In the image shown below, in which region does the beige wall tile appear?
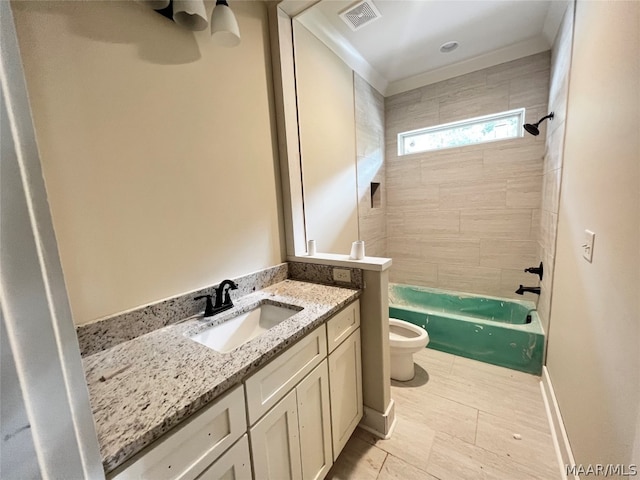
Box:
[387,156,422,188]
[438,265,502,294]
[480,239,538,269]
[439,82,510,124]
[531,209,542,242]
[544,123,565,173]
[537,283,552,334]
[387,236,424,258]
[440,180,507,209]
[384,53,550,298]
[386,185,439,209]
[437,69,487,95]
[388,258,438,286]
[538,209,556,252]
[354,74,386,262]
[541,168,561,214]
[388,210,460,237]
[421,150,484,185]
[509,73,551,109]
[506,175,543,208]
[461,209,533,239]
[483,144,545,180]
[486,51,551,85]
[421,238,481,265]
[386,88,422,109]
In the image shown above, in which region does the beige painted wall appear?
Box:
[385,53,550,300]
[293,21,359,255]
[546,0,639,467]
[12,1,284,324]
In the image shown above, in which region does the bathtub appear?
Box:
[389,284,544,375]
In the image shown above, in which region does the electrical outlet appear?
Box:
[582,229,595,262]
[333,268,351,283]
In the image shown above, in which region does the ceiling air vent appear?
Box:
[339,0,382,32]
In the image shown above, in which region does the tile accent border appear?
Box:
[288,261,363,289]
[541,366,578,480]
[76,263,289,357]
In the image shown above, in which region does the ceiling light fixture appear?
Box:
[149,0,240,47]
[439,41,459,53]
[211,0,241,47]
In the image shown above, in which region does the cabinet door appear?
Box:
[197,435,251,480]
[250,389,302,480]
[245,326,327,425]
[296,361,332,480]
[328,330,362,461]
[110,385,247,480]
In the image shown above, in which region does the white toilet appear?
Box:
[389,318,430,381]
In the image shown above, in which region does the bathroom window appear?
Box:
[397,108,525,156]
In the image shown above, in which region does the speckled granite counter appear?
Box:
[82,280,359,473]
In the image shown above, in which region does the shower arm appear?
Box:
[534,113,554,126]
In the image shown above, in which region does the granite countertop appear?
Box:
[82,280,360,473]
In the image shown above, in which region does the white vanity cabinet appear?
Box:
[110,384,248,480]
[196,435,252,480]
[325,301,362,460]
[109,300,361,480]
[247,327,332,480]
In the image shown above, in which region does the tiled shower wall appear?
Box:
[537,3,574,334]
[354,73,387,257]
[384,52,551,300]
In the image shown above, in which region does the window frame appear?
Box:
[397,108,526,156]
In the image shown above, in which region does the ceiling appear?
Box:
[295,0,568,96]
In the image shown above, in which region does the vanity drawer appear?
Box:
[326,301,360,353]
[244,325,327,425]
[111,384,246,480]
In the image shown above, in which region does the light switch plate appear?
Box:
[582,229,595,262]
[333,268,351,283]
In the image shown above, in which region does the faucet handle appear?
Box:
[194,295,215,317]
[222,281,238,305]
[524,262,544,280]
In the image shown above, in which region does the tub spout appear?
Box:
[515,285,540,295]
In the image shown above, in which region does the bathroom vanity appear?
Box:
[82,280,361,479]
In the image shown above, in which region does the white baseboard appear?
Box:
[541,366,579,480]
[359,399,397,439]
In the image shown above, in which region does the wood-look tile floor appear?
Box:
[326,348,561,480]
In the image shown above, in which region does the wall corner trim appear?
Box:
[541,366,579,480]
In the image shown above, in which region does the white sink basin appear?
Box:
[189,304,299,353]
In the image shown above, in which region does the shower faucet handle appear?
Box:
[524,262,543,280]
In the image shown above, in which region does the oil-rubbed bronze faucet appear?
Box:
[515,285,540,295]
[212,279,238,314]
[194,279,239,317]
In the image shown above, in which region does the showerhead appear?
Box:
[523,112,554,136]
[523,123,540,136]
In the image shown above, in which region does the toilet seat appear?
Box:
[389,318,429,350]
